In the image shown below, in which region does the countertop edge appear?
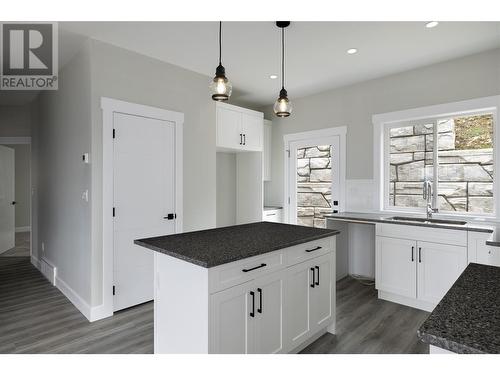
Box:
[135,230,340,269]
[326,215,494,233]
[416,330,486,354]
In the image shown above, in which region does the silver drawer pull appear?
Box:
[305,246,322,253]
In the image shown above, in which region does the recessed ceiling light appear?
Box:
[425,21,439,28]
[347,48,358,55]
[270,74,278,79]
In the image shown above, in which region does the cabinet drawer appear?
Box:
[477,245,500,266]
[284,237,334,267]
[262,209,282,223]
[376,223,467,247]
[209,250,284,293]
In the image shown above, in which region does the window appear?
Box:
[375,97,499,217]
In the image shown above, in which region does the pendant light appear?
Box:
[210,21,232,101]
[273,21,293,117]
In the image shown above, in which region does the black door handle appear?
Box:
[305,246,322,253]
[242,263,266,273]
[239,133,243,145]
[163,213,176,220]
[11,201,16,205]
[310,267,315,288]
[257,288,262,314]
[243,134,246,145]
[418,247,422,263]
[411,246,415,262]
[250,291,255,317]
[315,266,320,286]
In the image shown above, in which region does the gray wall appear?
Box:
[262,48,500,206]
[216,152,237,227]
[36,41,93,304]
[3,144,31,228]
[88,39,218,305]
[0,105,32,137]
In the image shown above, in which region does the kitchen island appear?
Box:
[135,221,339,354]
[417,263,500,354]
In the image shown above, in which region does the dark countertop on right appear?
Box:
[417,263,500,354]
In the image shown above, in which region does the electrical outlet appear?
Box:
[82,189,89,202]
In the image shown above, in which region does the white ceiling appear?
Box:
[2,22,500,106]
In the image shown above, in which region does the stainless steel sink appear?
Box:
[387,216,467,226]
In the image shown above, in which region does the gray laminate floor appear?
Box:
[1,232,30,257]
[0,257,428,354]
[300,276,429,354]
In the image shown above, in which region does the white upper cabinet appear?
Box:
[263,119,272,181]
[216,102,263,152]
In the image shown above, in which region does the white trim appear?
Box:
[373,95,500,217]
[56,275,92,321]
[283,127,347,224]
[30,256,41,270]
[0,137,31,145]
[15,226,31,233]
[101,97,184,320]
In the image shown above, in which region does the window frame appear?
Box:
[373,96,500,219]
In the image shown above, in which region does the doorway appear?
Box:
[284,128,346,227]
[0,138,31,258]
[100,98,183,318]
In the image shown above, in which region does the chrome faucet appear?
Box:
[423,180,438,219]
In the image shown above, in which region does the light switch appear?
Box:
[82,153,90,163]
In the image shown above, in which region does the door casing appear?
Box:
[99,97,183,322]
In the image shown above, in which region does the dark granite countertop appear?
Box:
[134,221,339,268]
[325,212,495,233]
[417,263,500,354]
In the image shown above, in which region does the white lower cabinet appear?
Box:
[376,237,417,299]
[416,241,467,305]
[208,238,336,354]
[375,224,467,311]
[284,253,334,351]
[210,280,253,354]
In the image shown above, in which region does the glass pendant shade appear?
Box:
[274,88,292,117]
[210,64,232,101]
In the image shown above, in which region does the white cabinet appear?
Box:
[417,241,467,305]
[262,208,282,223]
[284,252,334,351]
[375,223,468,311]
[216,102,263,152]
[210,280,253,354]
[263,119,272,181]
[376,237,416,299]
[468,231,500,267]
[252,271,285,354]
[209,271,284,354]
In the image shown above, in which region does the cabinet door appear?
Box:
[310,253,334,329]
[241,113,263,151]
[216,106,242,150]
[209,280,254,353]
[376,236,417,299]
[284,260,313,350]
[417,241,467,305]
[252,271,285,354]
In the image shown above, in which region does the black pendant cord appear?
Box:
[281,26,285,91]
[219,21,222,65]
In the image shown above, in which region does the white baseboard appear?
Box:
[89,304,113,322]
[15,226,31,233]
[56,275,92,321]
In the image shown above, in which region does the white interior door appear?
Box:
[0,145,15,254]
[287,135,340,226]
[113,112,176,311]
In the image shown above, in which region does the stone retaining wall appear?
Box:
[297,146,332,228]
[390,119,493,213]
